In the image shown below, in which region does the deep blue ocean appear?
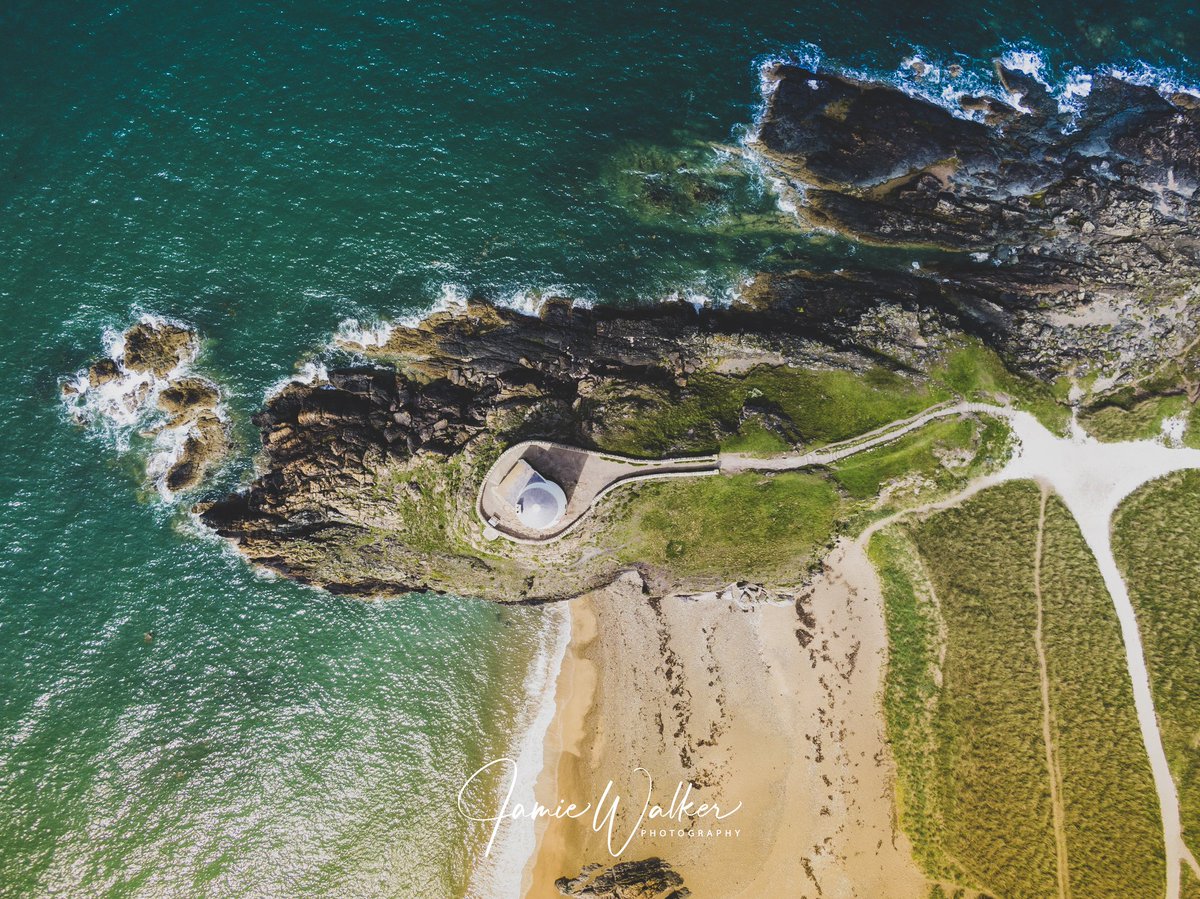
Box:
[3,2,1199,896]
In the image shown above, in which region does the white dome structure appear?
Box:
[516,476,567,530]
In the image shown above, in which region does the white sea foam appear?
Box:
[662,278,744,311]
[334,318,395,349]
[334,282,596,361]
[260,360,330,404]
[334,283,472,353]
[497,284,592,315]
[1107,59,1200,103]
[467,603,572,899]
[750,44,1200,140]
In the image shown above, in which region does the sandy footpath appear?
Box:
[522,541,926,898]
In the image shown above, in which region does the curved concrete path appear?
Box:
[477,440,718,544]
[719,400,995,472]
[479,401,990,545]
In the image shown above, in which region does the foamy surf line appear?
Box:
[334,280,739,357]
[748,42,1200,134]
[466,602,571,899]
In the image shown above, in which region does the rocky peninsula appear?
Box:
[193,61,1200,607]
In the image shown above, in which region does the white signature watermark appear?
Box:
[457,758,742,858]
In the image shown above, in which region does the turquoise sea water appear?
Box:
[3,2,1200,896]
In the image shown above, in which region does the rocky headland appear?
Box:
[752,60,1200,374]
[189,61,1200,604]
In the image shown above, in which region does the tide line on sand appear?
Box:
[467,602,572,899]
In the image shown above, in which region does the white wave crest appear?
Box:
[466,604,571,899]
[750,44,1200,139]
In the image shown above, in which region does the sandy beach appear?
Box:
[522,540,927,898]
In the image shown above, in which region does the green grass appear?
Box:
[1039,496,1165,896]
[1185,865,1200,899]
[589,339,1076,461]
[875,482,1165,897]
[1078,393,1187,442]
[611,471,840,580]
[869,529,960,884]
[896,482,1059,897]
[717,418,791,456]
[1113,470,1200,855]
[831,417,978,500]
[931,342,1071,434]
[587,363,940,457]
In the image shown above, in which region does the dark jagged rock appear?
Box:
[66,320,229,494]
[753,62,1200,372]
[554,857,688,898]
[122,320,196,377]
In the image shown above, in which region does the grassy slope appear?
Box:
[831,416,995,501]
[1078,393,1187,442]
[591,364,940,458]
[591,340,1070,459]
[1186,866,1200,899]
[932,343,1071,434]
[1113,470,1200,855]
[875,482,1165,897]
[868,528,957,883]
[611,471,840,581]
[1039,496,1165,896]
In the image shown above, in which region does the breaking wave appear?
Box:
[749,42,1200,133]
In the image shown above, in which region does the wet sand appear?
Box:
[523,541,927,898]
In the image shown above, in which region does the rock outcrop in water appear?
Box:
[195,62,1200,599]
[751,61,1200,373]
[64,319,229,494]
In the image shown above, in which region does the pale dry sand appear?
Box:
[523,541,926,898]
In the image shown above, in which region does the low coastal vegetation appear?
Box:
[1039,496,1165,896]
[584,363,940,458]
[1078,392,1189,442]
[588,339,1070,460]
[1113,470,1200,856]
[609,471,840,581]
[874,483,1163,897]
[594,408,1004,588]
[1075,350,1200,445]
[881,483,1059,897]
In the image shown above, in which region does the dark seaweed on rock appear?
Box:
[555,857,688,898]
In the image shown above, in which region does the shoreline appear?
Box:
[522,592,599,897]
[520,549,927,897]
[468,602,572,899]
